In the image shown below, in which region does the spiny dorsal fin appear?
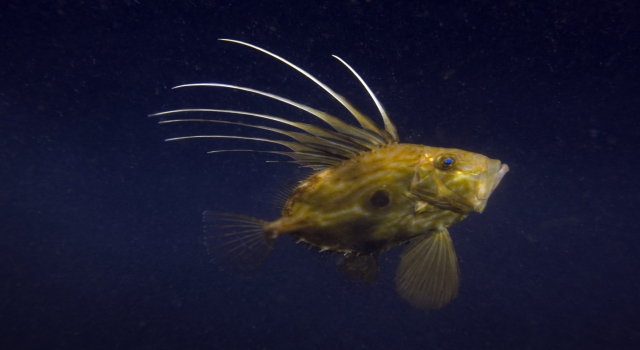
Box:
[171,83,385,149]
[219,39,397,144]
[152,39,401,170]
[158,118,359,159]
[152,110,372,155]
[332,55,398,142]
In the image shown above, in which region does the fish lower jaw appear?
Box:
[473,163,509,212]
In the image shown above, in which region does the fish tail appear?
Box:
[202,211,275,270]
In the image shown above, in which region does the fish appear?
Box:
[151,39,509,310]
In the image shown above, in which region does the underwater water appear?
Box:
[1,1,638,349]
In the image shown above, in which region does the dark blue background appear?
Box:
[1,1,638,349]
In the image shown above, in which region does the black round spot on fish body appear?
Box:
[370,190,391,208]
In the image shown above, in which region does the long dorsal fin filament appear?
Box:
[152,39,401,170]
[219,39,395,143]
[331,55,398,142]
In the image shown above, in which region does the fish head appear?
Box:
[411,147,509,213]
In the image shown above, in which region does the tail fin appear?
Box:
[203,211,275,270]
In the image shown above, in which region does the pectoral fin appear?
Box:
[338,253,380,286]
[395,228,459,309]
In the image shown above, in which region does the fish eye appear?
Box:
[369,190,391,208]
[435,155,457,170]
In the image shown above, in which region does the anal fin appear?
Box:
[395,228,459,309]
[338,253,380,286]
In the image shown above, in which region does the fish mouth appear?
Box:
[473,160,509,213]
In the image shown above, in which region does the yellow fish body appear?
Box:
[153,40,509,310]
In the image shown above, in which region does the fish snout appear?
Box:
[473,161,509,213]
